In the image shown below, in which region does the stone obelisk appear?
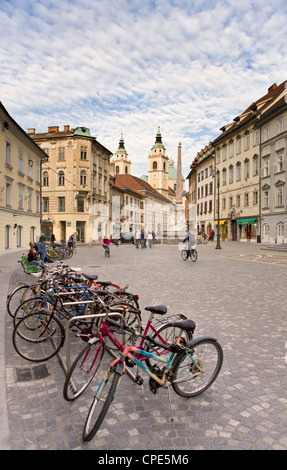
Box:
[175,142,182,205]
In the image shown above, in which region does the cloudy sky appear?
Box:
[1,0,287,184]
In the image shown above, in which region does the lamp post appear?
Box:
[215,169,221,249]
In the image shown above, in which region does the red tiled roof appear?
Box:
[113,174,171,203]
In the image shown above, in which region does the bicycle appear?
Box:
[12,288,125,363]
[181,247,198,262]
[81,315,223,442]
[103,244,110,258]
[63,304,194,402]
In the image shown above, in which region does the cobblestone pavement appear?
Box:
[1,241,287,450]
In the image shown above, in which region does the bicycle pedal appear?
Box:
[135,375,144,386]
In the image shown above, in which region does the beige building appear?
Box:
[29,125,112,243]
[212,83,286,242]
[0,102,47,252]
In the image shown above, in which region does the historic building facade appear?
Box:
[256,91,287,244]
[29,125,112,243]
[0,102,47,251]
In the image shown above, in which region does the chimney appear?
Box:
[27,128,35,134]
[268,83,277,92]
[64,125,70,131]
[175,142,182,205]
[48,126,59,133]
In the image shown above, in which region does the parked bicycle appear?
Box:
[63,304,194,401]
[81,313,223,442]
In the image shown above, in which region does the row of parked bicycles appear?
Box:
[7,260,223,443]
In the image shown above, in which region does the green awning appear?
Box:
[236,218,257,225]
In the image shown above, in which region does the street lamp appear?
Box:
[215,169,221,250]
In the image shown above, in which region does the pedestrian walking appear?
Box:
[141,229,146,248]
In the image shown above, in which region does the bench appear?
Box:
[18,254,42,275]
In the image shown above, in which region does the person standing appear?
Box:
[135,229,141,248]
[148,232,153,248]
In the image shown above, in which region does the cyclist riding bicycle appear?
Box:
[183,230,196,255]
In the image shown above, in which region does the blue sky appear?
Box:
[1,0,287,183]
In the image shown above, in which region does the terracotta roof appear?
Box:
[113,174,172,203]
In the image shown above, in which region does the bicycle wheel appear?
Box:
[96,306,142,350]
[12,311,65,362]
[82,365,123,442]
[7,284,30,318]
[181,250,189,261]
[63,338,105,401]
[191,249,198,262]
[172,339,223,398]
[145,322,193,370]
[13,296,55,327]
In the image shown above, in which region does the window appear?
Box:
[263,159,269,177]
[253,156,259,176]
[276,187,283,206]
[115,165,119,174]
[244,159,250,179]
[236,194,240,208]
[216,148,220,164]
[263,126,269,142]
[18,149,24,173]
[229,165,234,184]
[27,188,32,211]
[36,162,40,182]
[277,223,284,236]
[6,181,12,206]
[58,170,65,186]
[222,168,226,186]
[80,146,87,160]
[263,224,269,236]
[236,136,241,154]
[80,170,87,186]
[222,146,227,161]
[43,171,49,186]
[58,147,65,161]
[253,190,258,205]
[229,141,234,158]
[153,161,157,170]
[277,117,283,134]
[209,200,212,212]
[275,153,283,173]
[244,193,249,206]
[209,181,213,194]
[36,192,40,213]
[253,129,259,146]
[77,198,85,212]
[58,197,65,212]
[18,185,24,209]
[236,162,241,181]
[28,160,33,178]
[42,197,49,212]
[229,196,233,209]
[244,133,250,151]
[6,141,12,166]
[263,191,269,208]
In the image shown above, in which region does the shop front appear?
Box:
[236,218,257,242]
[214,220,228,240]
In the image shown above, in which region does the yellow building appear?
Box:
[29,125,112,243]
[0,102,47,252]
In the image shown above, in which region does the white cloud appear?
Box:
[1,0,287,181]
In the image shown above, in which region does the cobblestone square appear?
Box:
[1,241,287,450]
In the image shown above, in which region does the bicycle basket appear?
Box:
[178,243,188,251]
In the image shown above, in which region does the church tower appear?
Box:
[148,126,169,198]
[113,134,131,175]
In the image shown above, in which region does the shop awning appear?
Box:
[236,218,257,225]
[214,220,227,225]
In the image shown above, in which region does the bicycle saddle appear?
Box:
[145,305,167,315]
[169,319,196,331]
[82,274,99,280]
[97,281,112,287]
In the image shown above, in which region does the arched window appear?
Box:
[43,171,49,186]
[80,170,87,186]
[153,161,157,170]
[58,170,65,186]
[263,224,269,236]
[125,166,128,174]
[116,165,119,174]
[30,226,36,243]
[5,225,11,249]
[163,162,166,171]
[16,225,23,247]
[277,222,284,237]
